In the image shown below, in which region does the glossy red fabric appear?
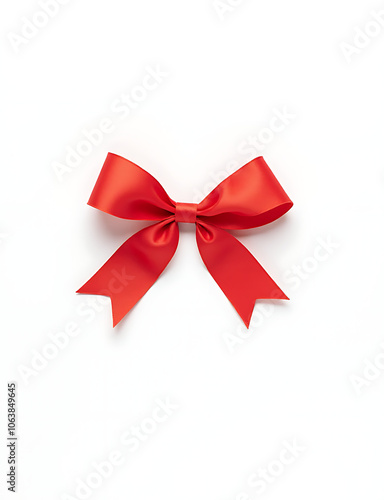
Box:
[77,153,293,327]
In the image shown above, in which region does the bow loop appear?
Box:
[197,157,293,229]
[88,153,176,221]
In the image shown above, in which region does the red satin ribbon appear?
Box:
[77,153,293,327]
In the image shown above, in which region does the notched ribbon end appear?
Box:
[76,286,129,328]
[241,289,290,329]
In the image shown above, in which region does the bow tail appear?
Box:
[196,222,288,328]
[77,219,179,326]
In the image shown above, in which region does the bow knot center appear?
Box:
[175,202,198,223]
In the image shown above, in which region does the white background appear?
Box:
[1,0,384,499]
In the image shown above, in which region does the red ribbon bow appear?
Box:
[77,153,293,327]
